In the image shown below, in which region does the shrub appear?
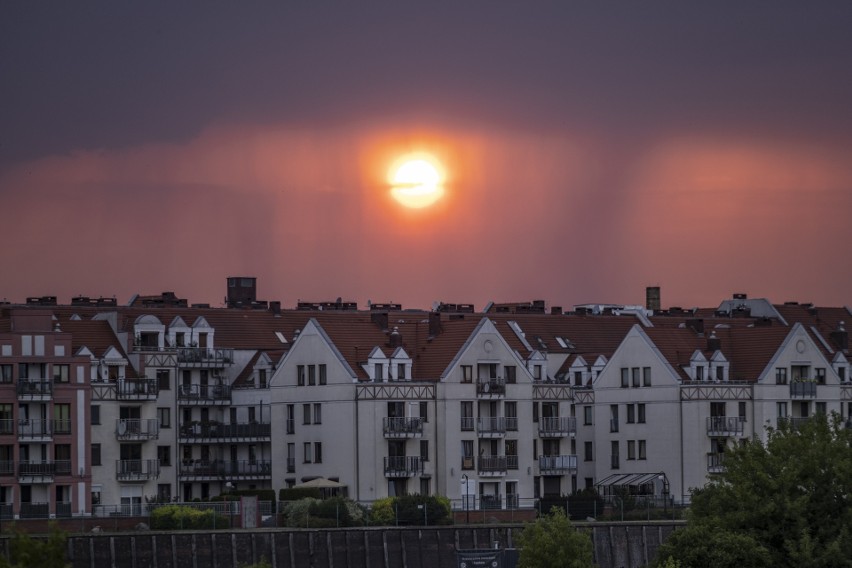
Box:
[150,504,229,530]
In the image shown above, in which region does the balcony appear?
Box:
[116,459,160,481]
[116,418,160,441]
[179,421,271,443]
[0,419,14,436]
[56,502,72,518]
[178,384,231,405]
[476,417,507,437]
[480,494,503,510]
[17,419,52,441]
[177,347,234,367]
[538,454,578,475]
[383,456,423,478]
[117,379,159,400]
[477,455,508,476]
[18,460,56,482]
[777,416,811,430]
[179,459,271,480]
[707,452,726,473]
[790,381,817,398]
[706,416,744,437]
[19,502,50,519]
[17,379,52,400]
[538,416,577,438]
[476,378,506,398]
[0,503,12,520]
[383,417,423,438]
[506,493,520,509]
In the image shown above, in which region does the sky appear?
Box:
[2,2,852,311]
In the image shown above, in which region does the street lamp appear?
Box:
[461,473,470,524]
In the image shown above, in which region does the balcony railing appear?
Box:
[117,379,159,400]
[17,419,52,440]
[460,417,475,431]
[707,452,726,473]
[777,416,810,430]
[477,455,508,474]
[383,417,423,438]
[476,417,506,436]
[179,421,271,441]
[0,503,12,520]
[480,494,502,510]
[17,379,52,399]
[790,381,817,398]
[506,493,520,509]
[177,347,234,366]
[178,384,231,404]
[538,416,577,437]
[54,419,72,435]
[706,416,744,436]
[476,378,506,397]
[383,456,423,478]
[0,419,14,435]
[116,459,160,481]
[178,460,271,479]
[56,502,72,518]
[506,417,518,431]
[18,460,56,480]
[507,455,519,470]
[20,502,50,519]
[538,454,578,475]
[117,418,160,440]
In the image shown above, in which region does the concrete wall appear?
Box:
[0,523,683,568]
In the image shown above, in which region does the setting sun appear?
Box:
[388,154,446,209]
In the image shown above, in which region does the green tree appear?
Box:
[652,522,771,568]
[515,507,594,568]
[0,524,69,568]
[656,413,852,567]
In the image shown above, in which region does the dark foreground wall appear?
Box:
[24,522,682,568]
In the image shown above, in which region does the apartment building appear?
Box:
[0,288,849,519]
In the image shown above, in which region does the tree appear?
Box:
[656,412,852,567]
[0,524,70,568]
[652,522,771,568]
[515,507,594,568]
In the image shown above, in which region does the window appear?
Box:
[461,365,472,383]
[505,401,517,431]
[158,446,171,467]
[313,403,322,424]
[584,441,593,461]
[710,401,726,417]
[626,404,635,424]
[397,363,406,381]
[775,368,788,384]
[0,365,12,383]
[583,406,593,426]
[303,442,312,463]
[777,402,788,417]
[791,365,810,381]
[420,440,429,461]
[816,402,827,415]
[611,441,619,469]
[816,368,826,384]
[374,363,383,381]
[258,369,267,388]
[839,366,847,381]
[18,364,28,379]
[533,365,542,380]
[695,365,705,381]
[505,439,518,469]
[420,478,431,496]
[738,401,747,422]
[610,405,619,432]
[716,365,725,381]
[318,364,327,385]
[627,440,636,460]
[621,368,629,388]
[303,404,311,425]
[308,365,316,386]
[505,366,516,384]
[314,442,322,464]
[157,370,170,390]
[158,407,170,428]
[92,443,101,466]
[53,364,69,383]
[297,365,305,386]
[419,401,428,423]
[158,484,171,502]
[0,405,11,434]
[54,404,71,434]
[632,368,640,387]
[638,440,647,460]
[462,440,474,466]
[533,439,538,461]
[461,402,474,430]
[91,405,100,425]
[286,405,295,434]
[574,371,583,386]
[638,403,646,424]
[643,367,652,386]
[532,401,539,423]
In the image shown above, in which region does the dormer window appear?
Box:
[175,333,186,347]
[375,363,384,382]
[696,366,704,381]
[715,365,724,381]
[533,365,542,380]
[397,363,406,381]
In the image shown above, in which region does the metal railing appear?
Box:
[18,460,56,478]
[382,417,423,437]
[706,416,744,436]
[777,416,810,429]
[539,416,577,437]
[460,417,475,431]
[179,422,270,440]
[383,456,423,477]
[117,378,159,399]
[476,379,506,396]
[0,460,14,476]
[20,502,50,519]
[116,459,160,481]
[17,418,52,439]
[178,384,231,403]
[538,454,578,474]
[176,347,234,366]
[0,419,14,435]
[117,418,160,440]
[16,379,52,398]
[178,460,271,478]
[707,452,726,473]
[477,455,508,473]
[790,381,817,398]
[476,417,506,435]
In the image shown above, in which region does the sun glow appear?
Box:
[388,154,446,209]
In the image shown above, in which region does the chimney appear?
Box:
[686,318,705,335]
[551,306,563,315]
[707,331,721,352]
[428,312,442,337]
[645,286,661,312]
[733,293,748,300]
[389,327,402,348]
[830,322,848,351]
[269,301,281,316]
[371,312,389,331]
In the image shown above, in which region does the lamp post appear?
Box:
[461,473,470,524]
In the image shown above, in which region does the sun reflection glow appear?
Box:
[388,154,446,209]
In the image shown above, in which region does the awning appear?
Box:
[595,473,663,488]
